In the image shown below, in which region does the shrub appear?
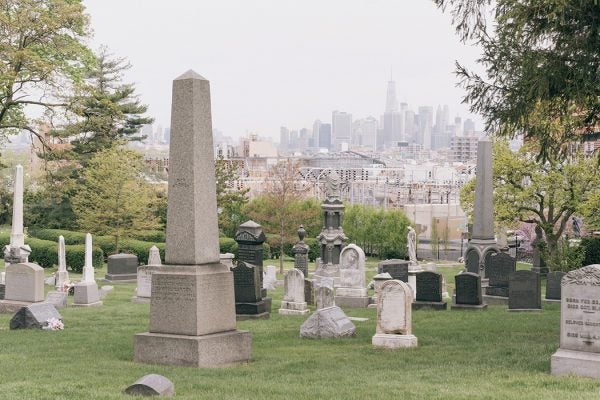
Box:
[24,238,103,270]
[305,238,320,262]
[219,237,238,255]
[0,232,10,248]
[581,236,600,266]
[28,228,87,245]
[119,239,165,265]
[130,230,165,242]
[65,245,104,273]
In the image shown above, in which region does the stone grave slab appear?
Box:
[413,271,446,310]
[300,306,355,339]
[372,279,417,348]
[105,253,139,282]
[452,272,487,310]
[377,259,409,282]
[546,271,566,302]
[45,291,68,309]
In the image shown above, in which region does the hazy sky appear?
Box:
[83,0,484,140]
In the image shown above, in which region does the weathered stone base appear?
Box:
[451,303,487,310]
[134,330,251,368]
[131,296,151,304]
[482,294,508,305]
[235,300,269,315]
[236,312,270,320]
[336,287,368,297]
[507,308,542,312]
[279,301,309,315]
[72,301,103,308]
[412,301,447,310]
[372,333,418,349]
[551,349,600,379]
[334,295,370,308]
[104,273,137,282]
[0,299,40,314]
[0,284,5,300]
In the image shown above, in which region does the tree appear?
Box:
[435,0,600,161]
[45,47,153,166]
[72,146,160,253]
[215,157,249,237]
[460,140,600,269]
[244,160,311,273]
[0,0,92,147]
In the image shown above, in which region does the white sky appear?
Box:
[83,0,484,140]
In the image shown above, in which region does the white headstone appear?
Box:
[263,265,277,290]
[315,277,335,310]
[372,279,417,348]
[82,233,95,283]
[335,244,369,307]
[147,246,162,266]
[279,268,308,315]
[551,265,600,378]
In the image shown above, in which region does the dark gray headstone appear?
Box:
[455,272,483,305]
[416,271,443,303]
[45,291,68,309]
[125,374,174,397]
[106,253,139,281]
[235,220,267,298]
[10,303,63,330]
[304,279,314,306]
[486,252,516,297]
[232,261,262,304]
[0,283,5,300]
[378,259,409,282]
[546,271,566,300]
[466,250,480,274]
[509,270,541,310]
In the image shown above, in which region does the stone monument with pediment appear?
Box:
[334,244,369,308]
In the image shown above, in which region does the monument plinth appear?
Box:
[134,70,251,368]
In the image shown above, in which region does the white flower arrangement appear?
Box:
[43,318,64,331]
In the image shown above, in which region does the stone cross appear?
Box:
[82,233,95,283]
[165,71,220,265]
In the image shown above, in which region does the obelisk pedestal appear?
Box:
[134,71,251,368]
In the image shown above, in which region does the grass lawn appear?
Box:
[0,258,597,399]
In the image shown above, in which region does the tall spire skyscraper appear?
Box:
[382,75,402,148]
[385,77,399,113]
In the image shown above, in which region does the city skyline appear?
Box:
[83,0,484,141]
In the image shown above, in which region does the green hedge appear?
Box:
[130,230,166,242]
[582,237,600,266]
[219,237,238,255]
[64,244,104,273]
[25,238,103,271]
[27,228,87,245]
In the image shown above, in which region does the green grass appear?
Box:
[0,259,596,399]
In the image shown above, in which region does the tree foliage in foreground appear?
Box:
[72,146,160,253]
[0,0,93,147]
[435,0,600,161]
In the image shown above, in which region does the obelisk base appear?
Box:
[134,330,251,368]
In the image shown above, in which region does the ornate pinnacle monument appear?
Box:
[315,171,348,284]
[465,137,499,277]
[4,165,31,265]
[134,70,251,367]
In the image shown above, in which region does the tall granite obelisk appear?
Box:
[465,136,498,277]
[134,70,251,367]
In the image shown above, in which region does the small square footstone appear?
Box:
[552,265,600,379]
[300,306,355,339]
[413,271,446,310]
[452,272,487,310]
[545,271,566,301]
[508,270,541,311]
[10,303,62,330]
[125,374,174,397]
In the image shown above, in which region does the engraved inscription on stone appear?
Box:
[152,275,195,302]
[416,271,442,302]
[455,272,481,305]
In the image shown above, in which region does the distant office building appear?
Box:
[463,119,475,135]
[418,106,434,149]
[332,111,352,150]
[319,123,332,150]
[279,127,290,152]
[381,80,403,148]
[353,116,378,149]
[451,135,478,162]
[312,120,322,148]
[404,110,417,143]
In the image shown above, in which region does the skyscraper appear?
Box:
[417,106,434,149]
[319,123,332,150]
[382,79,403,148]
[279,126,290,152]
[332,111,352,150]
[312,119,322,148]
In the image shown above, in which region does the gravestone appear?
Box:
[335,244,369,308]
[3,263,44,304]
[134,71,251,368]
[413,271,447,310]
[73,233,102,307]
[125,374,174,397]
[55,235,69,290]
[0,283,4,300]
[219,253,235,269]
[372,279,418,349]
[292,225,310,277]
[508,270,541,311]
[304,279,314,306]
[551,265,600,378]
[485,252,516,298]
[45,292,68,309]
[105,253,139,282]
[369,272,392,309]
[315,278,335,309]
[132,246,163,304]
[377,259,409,282]
[10,303,62,330]
[147,245,162,267]
[546,271,566,301]
[452,272,487,310]
[300,306,356,339]
[466,250,480,274]
[263,265,277,290]
[235,220,271,310]
[279,269,309,315]
[232,261,269,319]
